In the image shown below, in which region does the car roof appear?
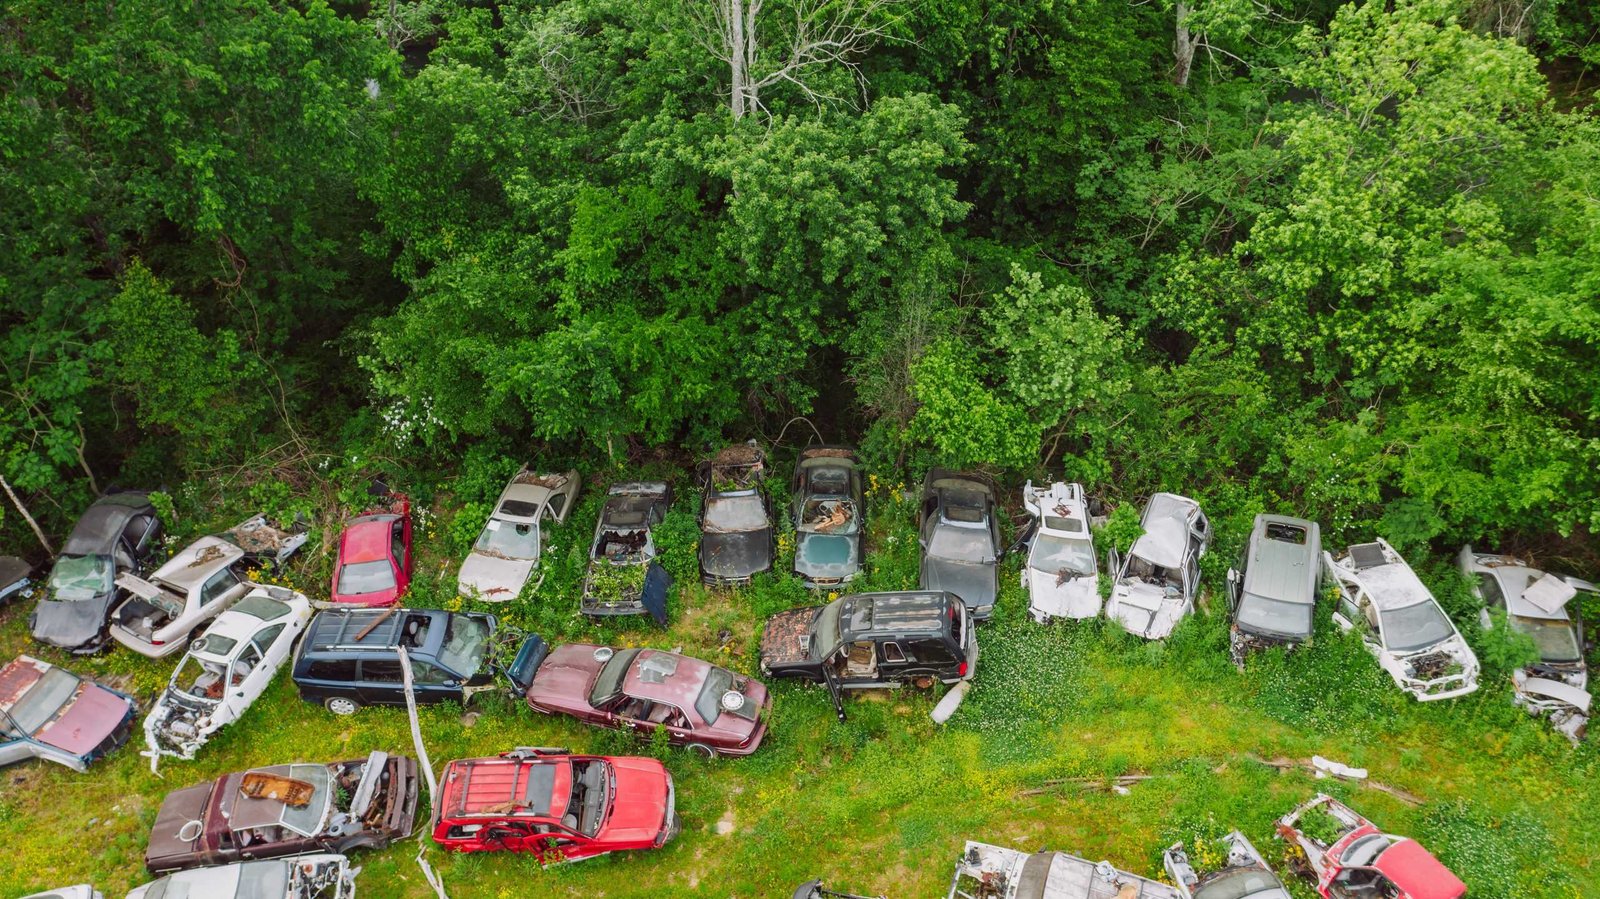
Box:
[340,518,394,564]
[304,607,443,652]
[0,656,72,716]
[1242,515,1320,604]
[1373,839,1467,899]
[1341,542,1435,610]
[195,597,295,657]
[62,495,153,555]
[151,537,243,590]
[835,591,957,641]
[621,650,712,708]
[440,756,574,821]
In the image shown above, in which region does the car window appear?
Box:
[1477,573,1505,607]
[304,659,355,681]
[338,560,397,595]
[45,554,115,601]
[361,660,403,683]
[927,524,995,563]
[882,642,906,663]
[201,568,242,605]
[1382,601,1455,652]
[437,615,491,675]
[122,514,152,548]
[391,520,405,561]
[0,667,80,738]
[912,638,955,664]
[548,494,566,517]
[413,661,453,684]
[251,624,286,653]
[230,643,263,687]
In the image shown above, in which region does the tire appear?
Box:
[334,833,384,854]
[685,743,717,759]
[324,696,362,716]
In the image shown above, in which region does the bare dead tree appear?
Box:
[516,16,621,124]
[1174,1,1197,87]
[1,474,54,557]
[683,0,908,121]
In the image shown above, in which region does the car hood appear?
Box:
[31,594,115,649]
[760,607,822,666]
[457,552,535,601]
[920,558,996,610]
[35,681,132,755]
[526,644,604,706]
[794,533,858,579]
[1026,568,1100,619]
[700,530,771,579]
[600,757,672,843]
[146,781,215,865]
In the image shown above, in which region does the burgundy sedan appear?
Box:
[508,639,770,757]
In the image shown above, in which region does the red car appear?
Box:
[330,495,413,607]
[1278,793,1466,899]
[508,638,771,757]
[431,748,679,863]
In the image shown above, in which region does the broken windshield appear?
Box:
[1193,868,1284,899]
[438,615,491,675]
[1510,614,1583,663]
[474,520,539,560]
[1383,601,1455,652]
[799,499,858,535]
[1029,534,1093,577]
[0,666,78,738]
[704,494,767,533]
[46,554,114,601]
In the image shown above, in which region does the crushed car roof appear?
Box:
[441,756,573,820]
[1340,543,1434,610]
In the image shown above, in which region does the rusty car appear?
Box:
[1226,514,1322,664]
[948,839,1181,899]
[1163,831,1291,899]
[126,854,356,899]
[30,490,163,653]
[459,468,580,601]
[791,447,866,589]
[698,442,775,586]
[1277,793,1465,899]
[0,654,136,772]
[1106,492,1212,640]
[580,481,672,622]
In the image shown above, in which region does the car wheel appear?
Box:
[685,743,717,759]
[334,833,384,854]
[324,697,362,716]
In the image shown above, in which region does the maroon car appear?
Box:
[145,751,419,873]
[508,638,771,757]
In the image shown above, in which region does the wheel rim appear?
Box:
[688,743,715,759]
[326,697,359,716]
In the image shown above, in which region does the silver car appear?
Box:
[918,469,1001,619]
[1106,493,1212,639]
[1163,831,1291,899]
[457,468,581,600]
[1227,514,1321,664]
[949,840,1180,899]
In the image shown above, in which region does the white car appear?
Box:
[1459,546,1595,742]
[949,840,1180,899]
[457,468,580,601]
[19,888,101,899]
[1163,831,1291,899]
[143,585,311,769]
[1020,481,1099,623]
[1106,493,1211,639]
[1324,539,1479,701]
[127,854,354,899]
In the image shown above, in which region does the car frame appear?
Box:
[1019,480,1098,623]
[31,490,163,653]
[791,447,866,589]
[918,469,1002,619]
[508,637,770,757]
[697,442,775,586]
[1163,831,1292,899]
[291,606,500,716]
[0,555,37,606]
[458,468,581,601]
[18,888,102,899]
[1276,793,1465,899]
[1324,538,1479,701]
[948,839,1182,899]
[0,655,136,772]
[1106,492,1212,640]
[126,853,355,899]
[580,481,673,621]
[1226,514,1322,664]
[330,493,413,607]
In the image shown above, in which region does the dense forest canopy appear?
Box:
[3,0,1598,559]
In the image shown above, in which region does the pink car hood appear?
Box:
[36,682,132,755]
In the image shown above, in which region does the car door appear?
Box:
[356,659,405,705]
[198,568,247,620]
[122,512,162,569]
[226,623,286,717]
[409,660,465,704]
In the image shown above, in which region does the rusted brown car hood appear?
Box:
[760,607,821,666]
[146,782,215,867]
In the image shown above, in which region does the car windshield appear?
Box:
[589,648,643,706]
[172,655,225,703]
[1029,534,1094,577]
[1237,594,1314,638]
[704,494,767,533]
[798,499,858,535]
[437,615,492,675]
[0,667,79,738]
[811,599,846,657]
[695,667,735,724]
[1383,601,1456,652]
[1511,614,1583,663]
[1194,868,1284,899]
[474,520,539,560]
[927,524,994,563]
[337,560,396,595]
[46,554,114,601]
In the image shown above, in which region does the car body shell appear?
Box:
[1227,514,1322,663]
[513,640,769,756]
[948,839,1181,899]
[459,469,581,601]
[110,538,246,658]
[126,853,355,899]
[291,607,499,713]
[18,887,102,899]
[1324,539,1479,701]
[1163,831,1291,899]
[791,448,865,589]
[581,482,672,617]
[0,655,136,772]
[1106,492,1212,640]
[431,750,678,863]
[1277,793,1465,899]
[143,586,312,767]
[1020,480,1099,623]
[331,495,413,607]
[698,443,774,586]
[918,469,1002,619]
[145,751,419,872]
[31,491,162,653]
[0,556,37,607]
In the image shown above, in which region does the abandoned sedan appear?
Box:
[330,493,413,607]
[581,482,672,621]
[146,751,418,872]
[144,586,311,769]
[1106,493,1212,640]
[126,854,355,899]
[791,447,865,588]
[1277,793,1465,899]
[0,655,136,772]
[509,638,770,757]
[432,748,680,862]
[459,468,580,601]
[1164,831,1291,899]
[31,490,162,653]
[1227,514,1322,664]
[948,840,1181,899]
[918,469,1002,619]
[698,442,774,586]
[110,515,307,659]
[1020,480,1098,622]
[1459,545,1594,742]
[1324,539,1479,701]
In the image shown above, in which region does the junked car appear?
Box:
[581,482,672,622]
[459,468,581,601]
[1459,545,1595,742]
[1226,514,1322,664]
[18,887,101,899]
[0,655,136,772]
[31,490,162,653]
[1163,831,1291,899]
[792,447,865,589]
[1106,492,1211,640]
[1277,793,1465,899]
[792,883,885,899]
[127,854,356,899]
[1020,480,1098,623]
[508,638,770,757]
[948,839,1181,899]
[698,442,775,586]
[431,747,680,862]
[144,586,312,769]
[110,514,308,658]
[918,469,1002,619]
[330,492,413,607]
[146,751,419,872]
[1,555,36,606]
[1324,539,1479,701]
[291,607,499,715]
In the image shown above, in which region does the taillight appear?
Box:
[949,604,956,622]
[151,639,165,646]
[957,661,968,677]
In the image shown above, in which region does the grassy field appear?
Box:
[1,468,1595,899]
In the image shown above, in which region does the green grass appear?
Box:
[1,473,1597,899]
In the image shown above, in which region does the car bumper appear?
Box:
[109,624,187,659]
[655,777,680,847]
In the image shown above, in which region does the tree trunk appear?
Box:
[0,474,54,557]
[1173,1,1195,87]
[728,0,748,119]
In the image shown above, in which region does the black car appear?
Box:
[791,447,865,589]
[31,491,163,653]
[759,590,978,719]
[0,557,35,606]
[290,607,498,715]
[917,469,1002,619]
[581,481,674,623]
[698,442,774,587]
